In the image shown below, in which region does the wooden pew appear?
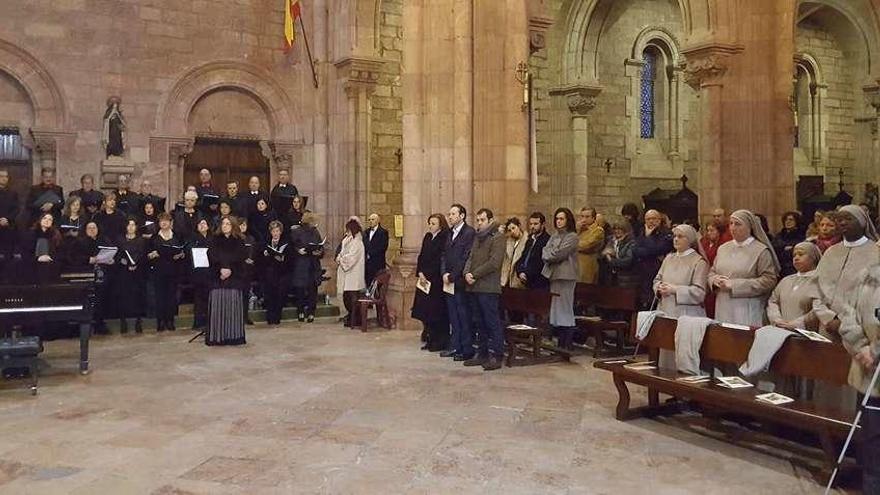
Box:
[574,283,639,357]
[500,287,570,367]
[594,316,855,478]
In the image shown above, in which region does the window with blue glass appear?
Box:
[640,48,657,139]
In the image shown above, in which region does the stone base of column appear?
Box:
[386,249,420,331]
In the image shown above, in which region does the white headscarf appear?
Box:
[793,241,822,269]
[672,224,707,260]
[838,204,879,241]
[730,209,781,272]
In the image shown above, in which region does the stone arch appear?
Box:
[561,0,711,83]
[0,38,67,130]
[631,26,682,64]
[156,60,298,142]
[797,0,880,78]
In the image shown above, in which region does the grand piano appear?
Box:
[0,271,95,374]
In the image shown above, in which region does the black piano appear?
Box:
[0,272,95,374]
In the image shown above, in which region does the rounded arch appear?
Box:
[632,26,682,64]
[156,60,298,141]
[794,52,823,85]
[0,38,67,129]
[561,0,709,83]
[797,0,880,77]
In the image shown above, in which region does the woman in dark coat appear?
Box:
[283,195,305,238]
[260,220,291,325]
[148,212,186,331]
[239,218,257,325]
[248,197,276,246]
[68,221,114,333]
[140,201,160,239]
[93,192,127,241]
[290,211,324,322]
[22,212,63,284]
[115,217,148,333]
[772,211,805,278]
[411,214,451,351]
[188,218,213,331]
[205,216,248,346]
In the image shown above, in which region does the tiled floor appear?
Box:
[0,323,840,494]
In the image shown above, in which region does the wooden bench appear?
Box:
[574,283,639,357]
[594,316,855,479]
[500,287,570,367]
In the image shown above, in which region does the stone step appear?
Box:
[103,304,341,333]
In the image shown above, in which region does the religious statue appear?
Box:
[102,97,126,158]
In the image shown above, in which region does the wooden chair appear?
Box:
[356,269,392,332]
[574,283,639,357]
[501,287,569,367]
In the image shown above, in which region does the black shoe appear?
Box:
[421,344,430,351]
[157,320,165,332]
[439,350,457,358]
[463,356,486,367]
[453,354,471,362]
[246,319,255,325]
[135,318,143,333]
[168,320,176,331]
[298,313,305,322]
[482,356,502,371]
[119,319,128,334]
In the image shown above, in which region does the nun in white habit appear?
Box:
[708,210,780,327]
[653,224,709,317]
[766,242,822,332]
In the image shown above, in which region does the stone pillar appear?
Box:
[682,43,740,223]
[148,136,193,205]
[25,130,75,184]
[549,84,601,210]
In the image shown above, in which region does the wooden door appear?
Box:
[184,138,269,192]
[0,130,32,226]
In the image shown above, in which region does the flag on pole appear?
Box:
[283,0,302,52]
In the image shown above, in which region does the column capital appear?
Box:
[549,83,603,116]
[681,42,743,90]
[864,84,880,111]
[334,56,385,98]
[528,15,554,55]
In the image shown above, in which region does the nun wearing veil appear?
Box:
[708,210,780,327]
[652,224,709,318]
[814,205,880,339]
[766,242,822,332]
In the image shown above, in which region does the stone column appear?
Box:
[549,84,601,210]
[681,43,740,223]
[25,130,75,184]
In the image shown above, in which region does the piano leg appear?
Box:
[79,323,90,374]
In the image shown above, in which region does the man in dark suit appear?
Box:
[195,168,220,216]
[138,178,165,212]
[515,212,551,289]
[243,176,268,216]
[270,169,299,216]
[224,180,246,218]
[439,203,476,360]
[26,167,63,224]
[363,213,389,287]
[70,173,104,216]
[0,169,20,263]
[115,174,140,216]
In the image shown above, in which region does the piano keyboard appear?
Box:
[0,305,84,314]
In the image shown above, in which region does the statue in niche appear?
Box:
[102,96,126,158]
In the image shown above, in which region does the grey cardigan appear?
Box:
[541,230,579,281]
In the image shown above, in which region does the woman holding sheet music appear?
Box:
[60,196,88,235]
[140,201,159,239]
[289,211,324,323]
[114,217,147,333]
[260,220,290,325]
[94,192,126,241]
[205,216,248,346]
[411,213,450,352]
[148,212,186,331]
[22,212,63,284]
[188,218,213,331]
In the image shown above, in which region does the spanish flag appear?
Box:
[283,0,301,52]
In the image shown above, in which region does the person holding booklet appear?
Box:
[289,211,324,323]
[114,217,148,333]
[261,220,291,325]
[148,212,186,331]
[411,213,451,352]
[336,218,366,328]
[140,201,159,239]
[188,218,213,332]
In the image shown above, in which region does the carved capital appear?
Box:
[266,141,298,170]
[334,56,385,99]
[865,84,880,111]
[528,16,554,55]
[681,42,743,90]
[549,83,603,116]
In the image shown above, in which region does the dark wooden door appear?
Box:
[0,130,32,226]
[184,138,269,192]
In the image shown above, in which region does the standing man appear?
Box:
[224,181,245,218]
[440,204,476,361]
[115,174,139,216]
[138,179,165,212]
[633,209,673,309]
[70,173,104,216]
[516,212,551,289]
[26,167,64,223]
[195,168,219,216]
[363,213,389,287]
[462,208,506,371]
[712,207,733,243]
[244,176,268,216]
[270,169,299,216]
[576,207,605,284]
[0,169,20,264]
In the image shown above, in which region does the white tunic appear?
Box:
[708,239,778,327]
[766,271,820,331]
[652,250,708,317]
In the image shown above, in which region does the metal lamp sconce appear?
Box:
[515,61,530,112]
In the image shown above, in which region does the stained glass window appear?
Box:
[640,48,656,139]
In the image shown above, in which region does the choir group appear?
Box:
[0,167,324,345]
